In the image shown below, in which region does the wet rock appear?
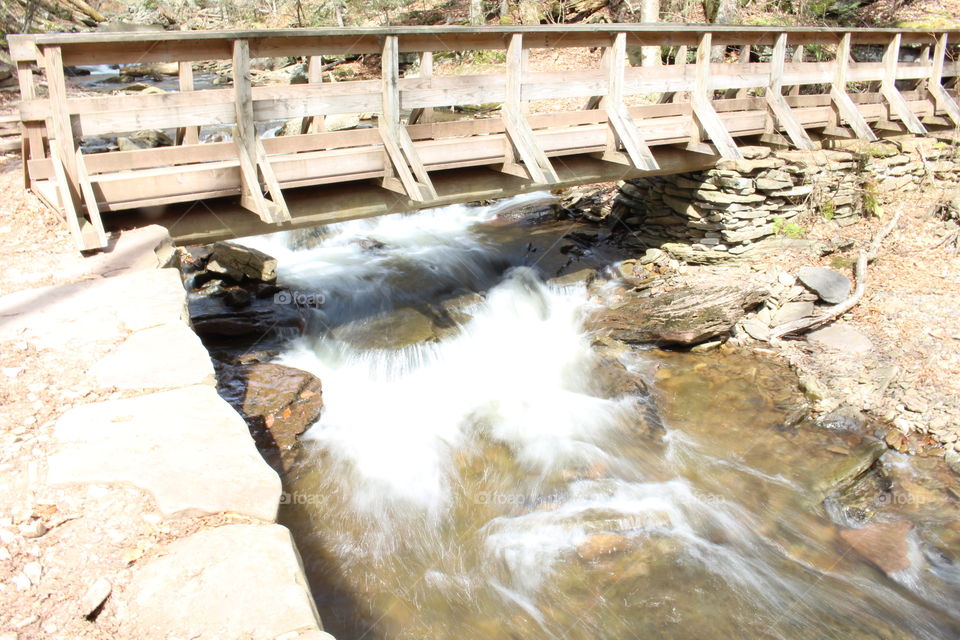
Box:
[807,325,873,354]
[207,241,277,283]
[189,293,303,341]
[831,466,889,524]
[576,533,632,561]
[217,362,323,472]
[79,578,112,618]
[588,284,767,346]
[813,440,886,497]
[798,266,851,304]
[117,129,173,152]
[332,307,437,349]
[839,520,914,574]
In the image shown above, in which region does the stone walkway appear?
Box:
[0,226,330,639]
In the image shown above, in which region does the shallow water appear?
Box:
[240,196,960,639]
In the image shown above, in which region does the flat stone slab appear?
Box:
[88,322,215,391]
[807,325,873,354]
[773,300,815,326]
[121,524,330,640]
[0,268,186,349]
[48,385,280,520]
[798,266,851,304]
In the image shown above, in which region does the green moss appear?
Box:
[830,255,856,269]
[773,216,805,239]
[820,201,835,221]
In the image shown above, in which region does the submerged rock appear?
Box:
[587,284,768,346]
[331,307,437,349]
[839,520,914,575]
[217,362,323,472]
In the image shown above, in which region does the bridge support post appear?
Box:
[929,34,960,126]
[176,62,200,146]
[408,52,434,125]
[15,59,46,191]
[765,34,815,150]
[233,39,291,224]
[596,32,658,171]
[828,34,877,141]
[43,45,105,250]
[880,34,927,135]
[74,148,107,248]
[300,56,327,135]
[690,33,741,159]
[500,34,559,184]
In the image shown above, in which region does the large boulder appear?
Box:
[188,292,303,341]
[217,362,323,472]
[839,520,914,575]
[587,284,768,346]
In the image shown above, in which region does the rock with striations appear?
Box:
[207,241,278,283]
[797,266,851,304]
[587,284,768,346]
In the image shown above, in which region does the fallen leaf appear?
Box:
[282,407,292,420]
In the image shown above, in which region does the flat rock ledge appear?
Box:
[119,524,330,640]
[48,384,281,520]
[0,254,328,637]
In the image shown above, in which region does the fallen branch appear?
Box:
[770,205,903,340]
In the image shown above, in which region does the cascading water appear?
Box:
[238,195,960,640]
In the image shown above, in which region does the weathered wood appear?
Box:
[300,56,327,135]
[691,33,741,159]
[930,34,960,125]
[880,34,926,134]
[789,45,803,96]
[48,140,86,250]
[379,35,437,201]
[830,33,878,141]
[176,61,200,145]
[407,51,434,125]
[765,34,815,150]
[598,33,658,171]
[74,148,108,248]
[501,34,559,184]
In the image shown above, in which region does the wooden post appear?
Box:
[690,33,741,158]
[880,34,926,134]
[789,45,803,97]
[176,61,200,145]
[15,61,46,189]
[43,45,100,249]
[929,34,960,125]
[829,33,877,141]
[597,32,658,170]
[765,34,815,150]
[670,45,688,104]
[75,148,108,247]
[300,56,327,134]
[378,35,438,201]
[408,52,434,125]
[731,44,751,99]
[233,39,290,223]
[500,33,559,184]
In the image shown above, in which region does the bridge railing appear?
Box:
[7,25,960,250]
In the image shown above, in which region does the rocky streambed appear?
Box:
[179,193,960,639]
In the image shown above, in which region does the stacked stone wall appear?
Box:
[614,136,960,255]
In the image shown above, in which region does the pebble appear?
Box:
[778,272,797,287]
[19,519,46,539]
[79,577,112,618]
[12,573,30,591]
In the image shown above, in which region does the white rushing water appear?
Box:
[240,195,959,639]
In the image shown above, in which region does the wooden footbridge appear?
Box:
[8,25,960,250]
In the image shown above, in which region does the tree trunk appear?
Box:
[469,0,484,25]
[500,0,510,18]
[639,0,660,67]
[705,0,737,61]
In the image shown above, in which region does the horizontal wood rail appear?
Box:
[7,25,960,250]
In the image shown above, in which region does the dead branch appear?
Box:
[62,0,104,23]
[770,204,903,340]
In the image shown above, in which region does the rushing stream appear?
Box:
[237,195,960,639]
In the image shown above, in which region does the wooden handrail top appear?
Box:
[9,24,960,66]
